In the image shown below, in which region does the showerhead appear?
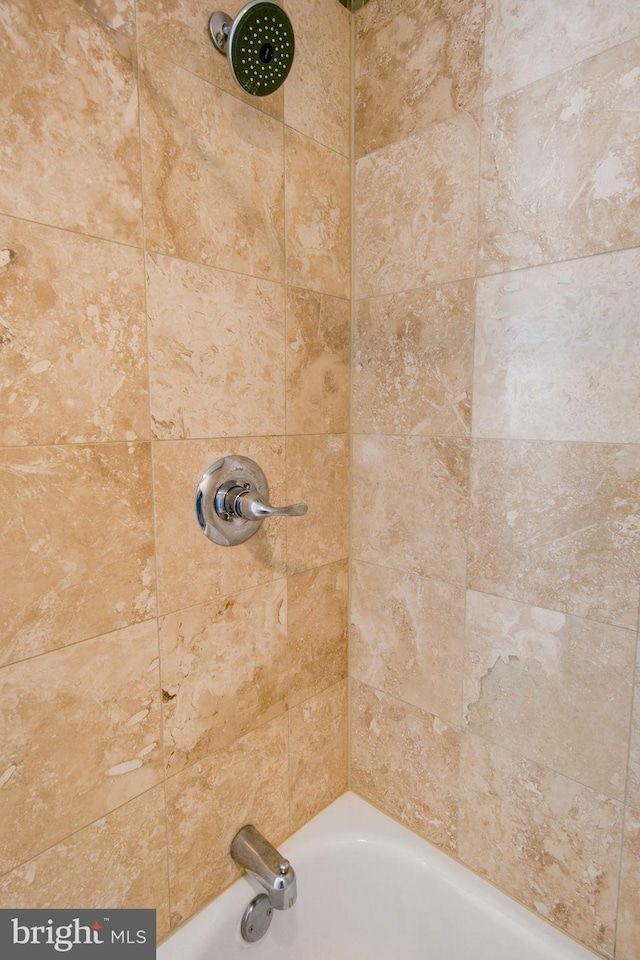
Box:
[209,1,295,97]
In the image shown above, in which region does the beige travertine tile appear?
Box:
[0,0,141,245]
[356,116,479,299]
[153,438,286,615]
[147,253,285,440]
[473,249,640,443]
[71,0,135,36]
[351,561,464,727]
[463,591,635,799]
[285,128,350,299]
[137,0,283,120]
[618,808,640,960]
[289,680,348,832]
[352,435,470,585]
[0,622,162,873]
[166,716,289,926]
[353,280,474,437]
[629,656,640,809]
[0,444,155,666]
[468,441,640,629]
[0,785,170,940]
[351,680,460,852]
[479,40,640,276]
[484,0,640,102]
[140,51,284,280]
[288,560,348,707]
[286,287,350,435]
[160,580,287,775]
[286,434,349,574]
[0,216,148,446]
[458,735,623,955]
[355,0,484,158]
[285,0,350,157]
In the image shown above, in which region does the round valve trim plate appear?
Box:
[195,455,270,547]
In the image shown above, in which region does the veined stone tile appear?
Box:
[473,249,640,443]
[617,808,640,960]
[137,0,283,120]
[351,681,460,853]
[463,591,635,799]
[286,287,350,435]
[289,680,348,832]
[71,0,135,37]
[153,438,286,615]
[285,0,350,157]
[352,435,470,585]
[0,216,148,446]
[0,622,162,873]
[468,440,640,629]
[147,253,285,440]
[0,786,170,941]
[353,280,474,437]
[629,656,640,810]
[0,0,142,244]
[166,717,289,926]
[351,561,464,727]
[285,128,350,300]
[355,0,484,158]
[356,115,479,299]
[484,0,640,102]
[287,560,349,707]
[479,40,640,275]
[458,735,623,956]
[0,444,156,666]
[160,580,288,776]
[139,50,284,280]
[286,434,349,575]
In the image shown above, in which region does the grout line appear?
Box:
[614,627,639,955]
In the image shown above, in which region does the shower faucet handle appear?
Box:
[223,487,307,520]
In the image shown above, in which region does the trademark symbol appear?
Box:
[103,917,109,921]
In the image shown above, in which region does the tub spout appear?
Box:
[230,825,297,910]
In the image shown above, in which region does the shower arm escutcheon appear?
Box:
[195,455,307,547]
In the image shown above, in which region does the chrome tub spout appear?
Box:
[230,825,297,910]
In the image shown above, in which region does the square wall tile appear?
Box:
[286,434,349,574]
[355,0,484,158]
[479,39,640,275]
[458,735,623,956]
[352,435,470,585]
[0,216,148,446]
[286,287,350,435]
[468,440,640,629]
[0,786,170,942]
[617,808,640,960]
[0,444,156,666]
[153,438,286,615]
[166,717,289,926]
[351,561,464,727]
[484,0,640,102]
[137,0,283,120]
[147,253,285,440]
[351,681,460,853]
[285,128,350,299]
[473,249,640,443]
[356,116,479,299]
[289,680,348,832]
[0,0,142,244]
[160,580,287,776]
[0,622,162,873]
[285,0,350,157]
[288,560,349,707]
[353,280,474,437]
[463,591,635,799]
[140,51,284,280]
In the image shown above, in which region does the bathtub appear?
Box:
[158,791,596,960]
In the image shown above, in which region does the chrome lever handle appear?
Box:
[235,490,307,520]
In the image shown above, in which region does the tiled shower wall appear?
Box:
[350,1,640,958]
[0,0,350,939]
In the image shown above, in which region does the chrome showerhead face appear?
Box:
[209,1,295,98]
